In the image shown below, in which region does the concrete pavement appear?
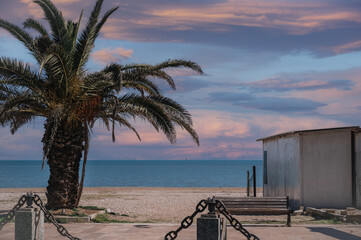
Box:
[1,223,361,240]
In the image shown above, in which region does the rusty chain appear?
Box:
[0,195,27,230]
[164,199,208,240]
[32,194,81,240]
[216,200,260,240]
[164,197,260,240]
[0,193,80,240]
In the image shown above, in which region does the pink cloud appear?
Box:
[140,0,361,35]
[92,0,361,41]
[20,0,43,18]
[92,110,251,146]
[0,127,43,159]
[288,68,361,102]
[89,109,347,160]
[92,47,133,65]
[318,103,359,115]
[19,0,91,20]
[331,40,361,54]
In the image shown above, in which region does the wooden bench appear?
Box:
[214,196,293,226]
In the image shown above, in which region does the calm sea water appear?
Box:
[0,160,262,188]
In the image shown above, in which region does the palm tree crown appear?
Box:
[0,0,202,209]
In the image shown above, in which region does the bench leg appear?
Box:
[287,212,291,227]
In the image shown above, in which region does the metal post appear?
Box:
[253,166,256,197]
[15,193,44,240]
[197,214,222,240]
[15,208,44,240]
[197,197,223,240]
[246,171,250,197]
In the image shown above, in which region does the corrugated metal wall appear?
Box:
[263,136,301,210]
[263,129,354,209]
[301,130,352,208]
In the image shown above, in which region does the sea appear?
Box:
[0,160,263,188]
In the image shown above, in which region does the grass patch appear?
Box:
[79,206,106,211]
[92,213,157,224]
[69,212,88,217]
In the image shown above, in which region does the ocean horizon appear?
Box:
[0,160,263,188]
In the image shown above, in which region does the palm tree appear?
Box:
[0,0,202,209]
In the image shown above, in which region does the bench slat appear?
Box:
[214,197,286,200]
[217,200,287,206]
[213,196,292,226]
[222,205,287,209]
[226,208,290,215]
[216,198,287,202]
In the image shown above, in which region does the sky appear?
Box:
[0,0,361,160]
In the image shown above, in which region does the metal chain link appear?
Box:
[0,195,27,230]
[3,194,260,240]
[164,198,260,240]
[0,193,80,240]
[32,194,81,240]
[164,199,208,240]
[215,200,260,240]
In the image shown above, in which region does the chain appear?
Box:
[32,194,81,240]
[164,199,208,240]
[3,194,260,240]
[0,193,80,240]
[0,195,27,230]
[215,200,260,240]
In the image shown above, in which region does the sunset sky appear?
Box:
[1,0,361,160]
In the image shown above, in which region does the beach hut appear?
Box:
[257,126,361,210]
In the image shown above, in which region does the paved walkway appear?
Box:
[1,223,361,240]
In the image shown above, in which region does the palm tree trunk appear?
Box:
[43,120,84,209]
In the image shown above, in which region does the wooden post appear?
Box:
[253,166,256,197]
[247,171,250,197]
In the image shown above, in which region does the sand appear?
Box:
[0,187,313,224]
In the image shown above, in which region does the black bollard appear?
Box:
[197,197,225,240]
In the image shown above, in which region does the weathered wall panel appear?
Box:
[263,136,301,209]
[302,130,352,208]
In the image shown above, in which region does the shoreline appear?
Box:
[0,187,263,193]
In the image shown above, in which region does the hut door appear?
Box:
[351,132,356,207]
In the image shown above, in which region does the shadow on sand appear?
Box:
[308,227,361,240]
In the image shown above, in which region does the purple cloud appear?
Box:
[1,0,361,56]
[241,78,354,92]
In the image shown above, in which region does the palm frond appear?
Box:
[154,59,203,74]
[0,19,33,50]
[120,60,203,90]
[71,10,83,51]
[149,96,193,125]
[113,115,141,141]
[0,92,43,115]
[0,110,36,134]
[95,6,118,33]
[23,18,49,37]
[0,57,45,93]
[149,96,199,145]
[33,0,66,43]
[73,0,104,75]
[102,64,161,95]
[117,94,176,143]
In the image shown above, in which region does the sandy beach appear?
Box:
[0,187,315,224]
